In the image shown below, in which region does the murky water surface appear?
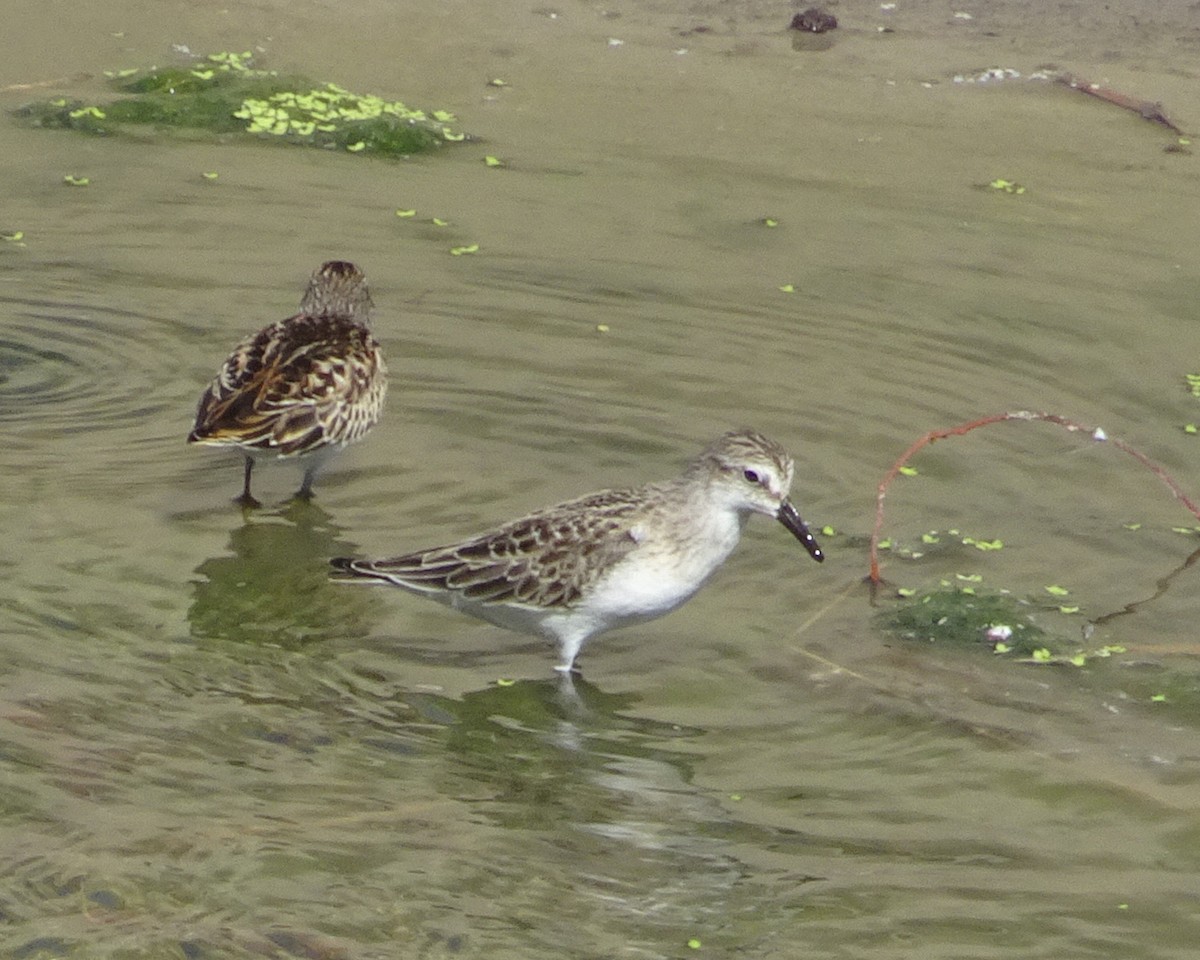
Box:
[3,1,1200,956]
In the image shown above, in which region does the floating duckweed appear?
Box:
[986,178,1027,194]
[14,52,468,159]
[962,535,1004,551]
[232,81,464,153]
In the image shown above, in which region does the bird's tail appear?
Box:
[329,556,393,584]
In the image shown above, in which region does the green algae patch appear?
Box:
[884,586,1137,669]
[884,588,1052,656]
[14,51,467,158]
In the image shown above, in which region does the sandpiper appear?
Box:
[331,429,824,672]
[188,260,387,507]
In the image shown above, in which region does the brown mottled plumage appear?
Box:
[332,429,823,673]
[188,260,387,506]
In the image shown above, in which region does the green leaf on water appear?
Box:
[987,178,1027,194]
[963,536,1004,551]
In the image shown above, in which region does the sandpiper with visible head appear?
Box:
[331,429,824,673]
[188,260,388,507]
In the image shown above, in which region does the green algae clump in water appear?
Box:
[14,51,466,158]
[885,588,1051,656]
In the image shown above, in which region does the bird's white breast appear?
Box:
[581,505,744,622]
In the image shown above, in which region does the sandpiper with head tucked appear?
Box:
[331,429,824,673]
[188,260,387,507]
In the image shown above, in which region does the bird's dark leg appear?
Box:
[234,456,261,508]
[294,465,318,502]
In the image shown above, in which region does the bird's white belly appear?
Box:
[582,519,742,623]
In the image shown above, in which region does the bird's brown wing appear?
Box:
[189,314,386,455]
[331,489,650,609]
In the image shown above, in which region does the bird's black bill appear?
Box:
[777,500,824,562]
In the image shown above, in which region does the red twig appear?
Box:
[1056,73,1184,135]
[868,410,1200,584]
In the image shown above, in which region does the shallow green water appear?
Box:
[3,1,1200,957]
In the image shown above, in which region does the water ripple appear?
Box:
[0,296,182,432]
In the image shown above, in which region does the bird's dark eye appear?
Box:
[743,469,760,484]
